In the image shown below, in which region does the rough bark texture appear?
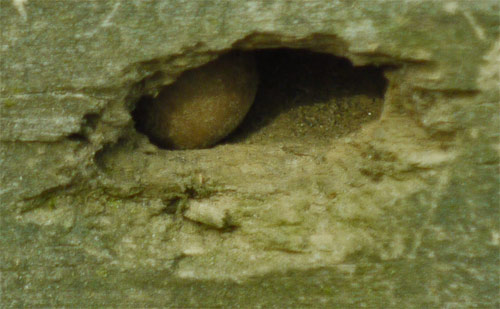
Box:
[1,0,499,307]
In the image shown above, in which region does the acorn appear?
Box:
[142,52,258,149]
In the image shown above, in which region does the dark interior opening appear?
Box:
[132,48,388,149]
[224,49,388,146]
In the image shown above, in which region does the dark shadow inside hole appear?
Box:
[133,95,156,144]
[132,48,388,148]
[224,49,388,145]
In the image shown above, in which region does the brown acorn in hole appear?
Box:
[140,52,258,149]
